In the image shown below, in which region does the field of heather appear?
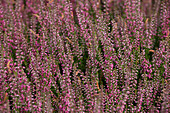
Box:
[0,0,169,112]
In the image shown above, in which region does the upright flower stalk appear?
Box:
[0,0,169,112]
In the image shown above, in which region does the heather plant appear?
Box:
[0,0,169,112]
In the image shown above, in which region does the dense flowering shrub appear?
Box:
[0,0,169,112]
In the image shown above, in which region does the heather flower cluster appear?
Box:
[0,0,169,112]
